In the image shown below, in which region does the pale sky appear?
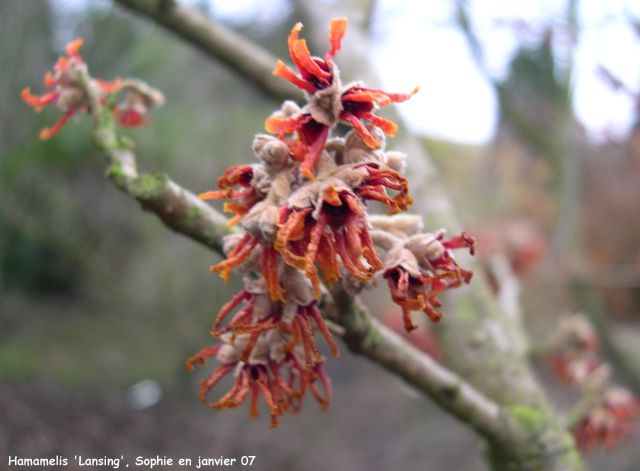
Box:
[51,0,640,144]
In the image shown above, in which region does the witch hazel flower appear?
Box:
[191,17,474,425]
[187,329,332,428]
[573,387,640,452]
[113,79,165,127]
[275,132,412,297]
[369,216,475,332]
[187,269,337,427]
[265,18,418,179]
[22,39,163,139]
[22,39,117,139]
[550,315,604,386]
[208,273,339,365]
[199,135,297,300]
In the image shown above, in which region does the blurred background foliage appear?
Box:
[2,1,640,470]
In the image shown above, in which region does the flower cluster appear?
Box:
[265,19,418,180]
[187,272,334,427]
[550,315,603,385]
[366,215,475,332]
[192,19,475,426]
[574,388,640,452]
[22,39,163,139]
[546,314,640,451]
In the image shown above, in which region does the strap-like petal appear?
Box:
[325,17,347,61]
[272,61,318,93]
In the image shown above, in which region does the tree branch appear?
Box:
[90,104,233,254]
[113,0,304,103]
[325,286,508,441]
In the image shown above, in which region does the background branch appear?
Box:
[113,0,304,103]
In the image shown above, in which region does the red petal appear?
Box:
[118,110,146,127]
[65,38,83,59]
[299,124,330,179]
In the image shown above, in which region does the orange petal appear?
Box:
[273,60,317,93]
[321,186,342,206]
[185,345,222,371]
[340,113,379,148]
[65,38,83,58]
[198,363,236,402]
[265,113,310,136]
[39,109,74,140]
[21,88,59,112]
[287,23,306,76]
[197,190,225,200]
[343,86,419,106]
[291,39,332,86]
[96,77,122,93]
[260,247,286,303]
[304,213,329,298]
[44,71,57,88]
[326,18,347,61]
[365,113,399,137]
[307,305,339,357]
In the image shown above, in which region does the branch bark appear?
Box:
[91,105,233,254]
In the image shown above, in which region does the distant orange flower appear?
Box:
[574,388,640,452]
[21,39,120,139]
